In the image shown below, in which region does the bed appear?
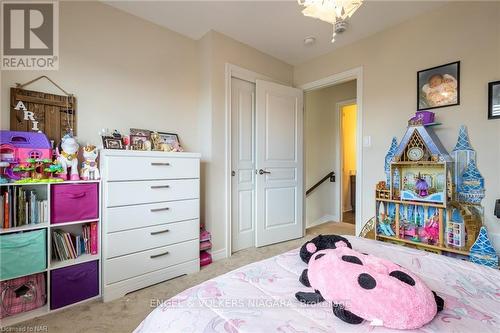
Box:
[135,236,500,333]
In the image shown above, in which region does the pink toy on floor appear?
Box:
[296,235,443,330]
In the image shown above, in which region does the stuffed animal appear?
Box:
[296,235,444,330]
[57,134,80,181]
[80,144,100,180]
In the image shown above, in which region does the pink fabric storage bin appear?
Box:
[51,183,98,224]
[0,273,46,319]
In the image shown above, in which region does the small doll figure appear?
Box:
[80,144,100,180]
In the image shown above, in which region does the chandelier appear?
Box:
[298,0,363,42]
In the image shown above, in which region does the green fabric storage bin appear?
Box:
[0,229,46,280]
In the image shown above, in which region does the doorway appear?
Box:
[339,101,357,224]
[304,81,356,227]
[227,65,304,254]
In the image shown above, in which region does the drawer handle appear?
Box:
[151,162,170,166]
[67,192,86,199]
[150,207,169,212]
[150,229,170,235]
[150,251,169,259]
[150,185,170,189]
[66,270,89,281]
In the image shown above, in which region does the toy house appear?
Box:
[0,131,52,165]
[375,116,485,260]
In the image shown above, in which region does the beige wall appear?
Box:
[1,1,200,151]
[305,81,356,227]
[198,30,293,253]
[295,2,500,242]
[0,2,293,254]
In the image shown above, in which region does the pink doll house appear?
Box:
[0,131,52,165]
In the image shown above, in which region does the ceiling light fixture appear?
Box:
[298,0,363,43]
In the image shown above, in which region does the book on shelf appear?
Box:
[0,187,48,229]
[52,222,98,262]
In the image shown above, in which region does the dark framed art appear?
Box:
[488,81,500,119]
[102,136,124,150]
[417,61,460,111]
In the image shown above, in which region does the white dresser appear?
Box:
[100,150,200,302]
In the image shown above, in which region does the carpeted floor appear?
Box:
[7,222,355,333]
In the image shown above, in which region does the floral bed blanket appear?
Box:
[135,236,500,333]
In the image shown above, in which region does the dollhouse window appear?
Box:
[0,146,15,160]
[29,150,42,159]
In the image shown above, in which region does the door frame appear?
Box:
[224,64,284,258]
[300,67,364,236]
[336,98,357,222]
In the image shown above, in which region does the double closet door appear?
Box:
[231,77,304,252]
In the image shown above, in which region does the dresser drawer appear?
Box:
[105,156,199,181]
[106,179,199,207]
[105,239,198,284]
[106,219,199,258]
[106,199,199,233]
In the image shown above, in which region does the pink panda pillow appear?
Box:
[296,235,443,330]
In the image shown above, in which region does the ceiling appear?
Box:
[106,0,447,66]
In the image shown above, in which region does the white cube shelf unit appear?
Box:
[0,180,101,327]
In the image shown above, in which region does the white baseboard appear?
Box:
[211,248,227,262]
[307,214,339,229]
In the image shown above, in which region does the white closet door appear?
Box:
[231,78,256,252]
[255,80,304,247]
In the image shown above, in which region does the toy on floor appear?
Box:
[80,144,100,180]
[296,235,444,330]
[200,226,212,267]
[57,134,80,181]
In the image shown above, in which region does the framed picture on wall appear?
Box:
[417,61,460,111]
[488,81,500,119]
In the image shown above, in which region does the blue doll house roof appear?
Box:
[469,226,499,269]
[393,125,452,162]
[470,227,496,255]
[452,125,474,152]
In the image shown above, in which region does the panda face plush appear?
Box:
[296,235,444,330]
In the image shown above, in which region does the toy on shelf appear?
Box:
[0,130,64,183]
[11,158,64,183]
[80,145,100,180]
[469,226,499,269]
[375,116,487,263]
[57,134,80,181]
[409,111,435,126]
[375,181,390,199]
[200,226,212,267]
[0,162,9,184]
[391,120,452,204]
[384,137,398,189]
[422,213,440,245]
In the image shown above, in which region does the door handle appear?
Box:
[258,169,271,175]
